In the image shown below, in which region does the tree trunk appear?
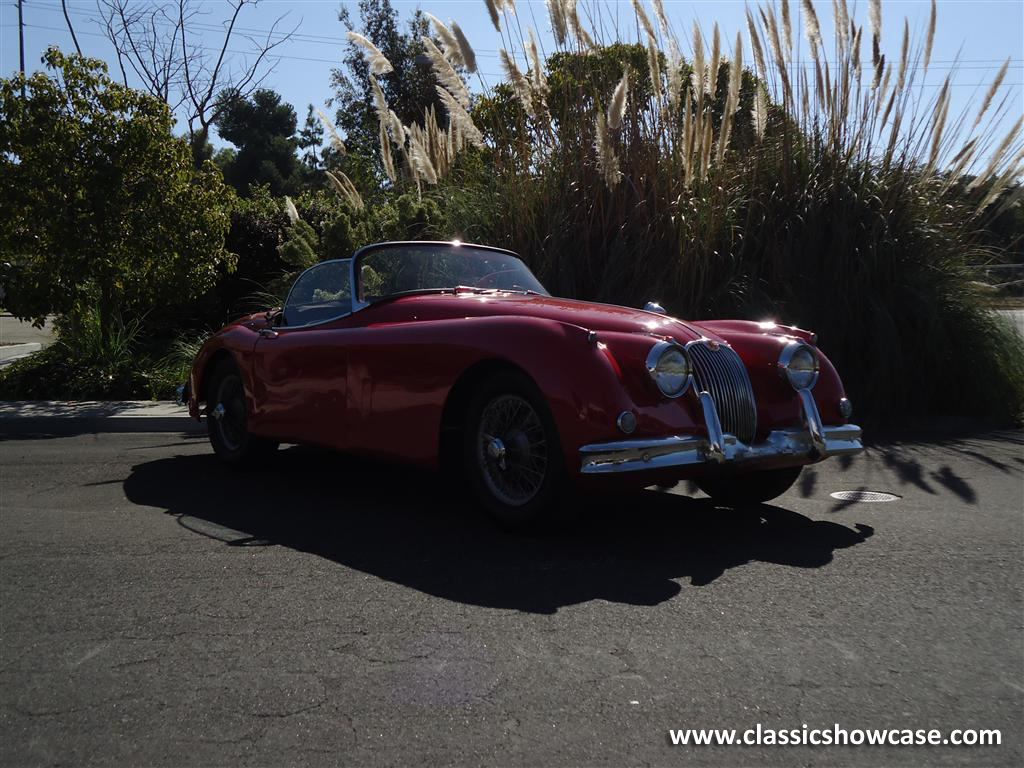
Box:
[191,126,212,169]
[98,279,115,351]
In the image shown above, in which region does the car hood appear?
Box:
[393,292,713,343]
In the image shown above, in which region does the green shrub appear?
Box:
[201,185,291,322]
[0,48,234,346]
[0,304,210,401]
[0,327,205,402]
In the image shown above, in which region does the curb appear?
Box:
[0,401,206,436]
[0,343,42,366]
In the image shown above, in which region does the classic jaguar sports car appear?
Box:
[184,241,862,524]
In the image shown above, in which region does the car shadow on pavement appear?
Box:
[124,447,874,614]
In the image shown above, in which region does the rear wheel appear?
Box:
[206,359,278,465]
[695,466,802,506]
[463,372,565,527]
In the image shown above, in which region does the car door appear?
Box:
[251,259,354,448]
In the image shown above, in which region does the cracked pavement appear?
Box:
[0,430,1021,766]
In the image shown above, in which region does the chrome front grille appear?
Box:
[687,340,757,444]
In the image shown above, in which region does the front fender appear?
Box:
[414,319,709,474]
[344,315,637,469]
[187,323,260,419]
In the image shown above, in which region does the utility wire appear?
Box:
[9,20,1024,82]
[22,0,1024,67]
[11,21,1023,85]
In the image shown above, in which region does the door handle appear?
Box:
[258,328,279,339]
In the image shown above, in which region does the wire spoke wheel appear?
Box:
[476,394,549,507]
[213,373,247,452]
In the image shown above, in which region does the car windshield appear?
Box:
[357,243,548,302]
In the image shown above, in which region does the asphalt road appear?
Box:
[0,315,54,347]
[1,430,1021,767]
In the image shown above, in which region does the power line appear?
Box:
[13,22,344,65]
[12,1,1024,91]
[23,1,1024,68]
[9,22,1024,86]
[30,0,350,46]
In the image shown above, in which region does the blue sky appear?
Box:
[2,0,1021,154]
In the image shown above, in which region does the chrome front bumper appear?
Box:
[580,390,863,475]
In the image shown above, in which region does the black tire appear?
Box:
[206,358,278,465]
[695,466,802,506]
[463,371,565,528]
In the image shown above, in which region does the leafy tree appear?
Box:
[212,146,238,173]
[330,0,440,186]
[278,218,319,270]
[0,47,235,345]
[297,104,324,171]
[215,88,299,195]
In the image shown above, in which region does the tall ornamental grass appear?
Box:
[347,0,1024,427]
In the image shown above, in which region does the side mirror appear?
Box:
[644,301,666,315]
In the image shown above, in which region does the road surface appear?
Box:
[1,431,1021,766]
[0,315,54,347]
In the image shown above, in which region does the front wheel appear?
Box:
[463,372,565,527]
[206,359,278,465]
[695,466,802,506]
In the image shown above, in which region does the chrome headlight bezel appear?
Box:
[646,341,691,399]
[778,340,820,390]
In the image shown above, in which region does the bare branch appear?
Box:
[98,0,295,147]
[62,1,83,56]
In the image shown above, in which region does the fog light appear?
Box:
[839,397,853,420]
[617,410,637,434]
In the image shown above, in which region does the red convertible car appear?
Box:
[184,241,862,525]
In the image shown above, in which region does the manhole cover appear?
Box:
[830,490,901,503]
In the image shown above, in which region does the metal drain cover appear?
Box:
[830,490,901,503]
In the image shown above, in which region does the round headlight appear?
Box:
[646,342,691,398]
[778,341,820,390]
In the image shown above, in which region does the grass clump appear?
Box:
[0,309,206,401]
[354,0,1023,427]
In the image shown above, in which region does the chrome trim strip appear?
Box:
[579,423,863,474]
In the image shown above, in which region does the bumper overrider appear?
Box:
[580,389,863,475]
